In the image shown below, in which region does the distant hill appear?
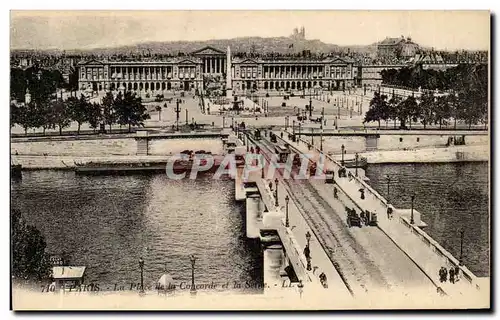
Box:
[11,36,380,56]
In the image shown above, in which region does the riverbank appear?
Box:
[12,144,489,170]
[360,145,489,164]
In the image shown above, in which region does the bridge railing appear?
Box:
[399,216,481,290]
[280,132,483,291]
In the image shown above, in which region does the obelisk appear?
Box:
[226,46,232,99]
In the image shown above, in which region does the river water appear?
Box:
[365,162,489,277]
[11,161,489,293]
[11,172,263,293]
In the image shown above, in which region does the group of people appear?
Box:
[439,266,460,284]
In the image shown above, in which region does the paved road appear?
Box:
[253,135,437,297]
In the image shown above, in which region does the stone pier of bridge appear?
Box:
[233,136,352,299]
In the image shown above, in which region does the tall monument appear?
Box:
[226,46,232,99]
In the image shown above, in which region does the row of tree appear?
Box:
[380,63,488,92]
[363,90,488,130]
[11,91,150,135]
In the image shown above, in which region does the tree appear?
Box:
[419,91,436,129]
[387,94,402,129]
[363,92,388,129]
[101,91,116,133]
[68,95,89,134]
[10,103,19,128]
[37,101,56,135]
[11,208,51,281]
[404,95,419,129]
[114,91,150,132]
[434,95,451,129]
[51,99,71,135]
[87,102,103,133]
[16,102,39,135]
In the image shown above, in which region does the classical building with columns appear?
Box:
[77,46,359,96]
[77,46,227,95]
[231,57,357,94]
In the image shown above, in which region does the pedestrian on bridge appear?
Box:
[439,267,448,283]
[454,266,460,282]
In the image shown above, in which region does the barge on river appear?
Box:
[74,152,227,175]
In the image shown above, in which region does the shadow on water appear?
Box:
[365,162,489,277]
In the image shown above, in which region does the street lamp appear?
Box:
[410,194,415,224]
[138,257,145,294]
[341,144,345,166]
[190,254,197,295]
[459,229,465,266]
[311,128,314,146]
[386,175,391,202]
[297,280,304,299]
[309,89,313,118]
[285,195,290,227]
[355,153,359,177]
[292,120,296,137]
[305,231,312,271]
[275,178,279,207]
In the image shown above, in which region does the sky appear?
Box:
[10,11,490,51]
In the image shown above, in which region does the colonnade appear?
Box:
[201,56,226,74]
[262,65,350,79]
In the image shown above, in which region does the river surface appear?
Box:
[365,162,489,277]
[11,172,263,292]
[11,161,489,293]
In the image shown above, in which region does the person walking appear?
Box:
[454,266,460,282]
[449,267,455,284]
[438,268,444,283]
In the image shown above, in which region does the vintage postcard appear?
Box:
[9,10,490,310]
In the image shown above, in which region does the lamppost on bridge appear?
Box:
[189,254,197,295]
[138,257,145,294]
[285,195,290,227]
[175,99,181,131]
[386,175,391,202]
[309,88,313,118]
[262,158,265,179]
[285,116,289,131]
[459,229,465,266]
[275,178,279,207]
[341,144,345,166]
[297,280,304,299]
[298,123,302,142]
[311,128,314,146]
[292,120,296,137]
[355,153,359,177]
[410,194,415,224]
[305,231,312,271]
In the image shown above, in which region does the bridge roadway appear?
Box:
[249,134,437,297]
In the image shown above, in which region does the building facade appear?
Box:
[359,64,406,87]
[231,57,356,93]
[377,36,419,60]
[76,46,376,96]
[77,46,228,95]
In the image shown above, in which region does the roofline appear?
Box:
[191,46,225,55]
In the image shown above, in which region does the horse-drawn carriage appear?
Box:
[346,207,362,228]
[360,211,378,226]
[311,116,323,124]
